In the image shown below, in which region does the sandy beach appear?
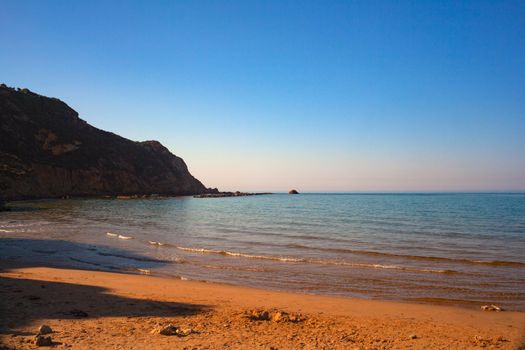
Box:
[1,261,524,349]
[2,0,525,348]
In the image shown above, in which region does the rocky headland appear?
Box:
[0,84,214,200]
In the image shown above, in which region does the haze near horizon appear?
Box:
[1,0,524,192]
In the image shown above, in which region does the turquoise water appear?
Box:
[1,193,524,309]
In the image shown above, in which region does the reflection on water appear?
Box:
[1,193,525,309]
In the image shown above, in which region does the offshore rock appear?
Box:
[0,85,209,200]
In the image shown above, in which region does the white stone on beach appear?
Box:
[481,304,502,311]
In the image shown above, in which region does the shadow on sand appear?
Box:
[0,238,174,273]
[0,238,210,336]
[0,276,208,334]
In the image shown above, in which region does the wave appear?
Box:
[0,229,14,233]
[175,245,458,274]
[106,232,133,240]
[321,261,458,274]
[198,263,276,273]
[69,257,101,267]
[32,249,57,254]
[189,237,525,268]
[96,251,173,263]
[361,252,525,267]
[103,233,522,272]
[69,257,119,271]
[176,246,306,263]
[148,241,167,246]
[284,244,525,267]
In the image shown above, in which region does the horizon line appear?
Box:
[235,190,525,194]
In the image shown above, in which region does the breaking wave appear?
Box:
[284,244,525,267]
[175,245,459,274]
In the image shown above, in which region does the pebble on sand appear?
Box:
[481,304,503,312]
[248,309,303,323]
[34,335,52,346]
[151,324,193,336]
[38,325,53,335]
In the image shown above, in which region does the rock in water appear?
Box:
[0,85,210,200]
[288,189,299,194]
[38,325,53,335]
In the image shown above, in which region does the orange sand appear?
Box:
[1,262,524,349]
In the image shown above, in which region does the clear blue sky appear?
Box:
[1,0,524,191]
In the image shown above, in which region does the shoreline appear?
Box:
[1,191,275,203]
[1,257,516,313]
[1,260,524,349]
[1,229,524,312]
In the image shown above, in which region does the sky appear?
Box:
[1,0,524,192]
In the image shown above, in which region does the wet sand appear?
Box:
[1,261,524,349]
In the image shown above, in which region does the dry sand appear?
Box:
[1,261,524,349]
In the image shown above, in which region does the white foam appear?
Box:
[106,232,118,237]
[118,235,132,240]
[175,245,457,274]
[176,246,305,263]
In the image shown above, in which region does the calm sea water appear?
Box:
[1,193,524,309]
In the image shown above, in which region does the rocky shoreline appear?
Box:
[194,191,272,198]
[0,191,268,205]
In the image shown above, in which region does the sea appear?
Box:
[1,193,524,310]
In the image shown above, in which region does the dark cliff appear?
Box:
[0,84,210,200]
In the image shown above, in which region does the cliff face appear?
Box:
[0,85,210,200]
